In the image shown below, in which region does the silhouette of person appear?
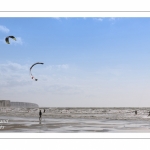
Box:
[39,110,42,121]
[135,110,137,115]
[44,109,45,113]
[148,111,150,116]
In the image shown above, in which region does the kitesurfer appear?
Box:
[39,110,42,121]
[148,111,150,116]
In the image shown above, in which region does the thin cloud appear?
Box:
[57,64,69,69]
[0,25,10,33]
[52,17,68,21]
[109,17,117,25]
[45,64,69,71]
[93,17,118,23]
[0,62,28,72]
[109,17,116,21]
[52,17,61,20]
[0,62,30,88]
[94,18,103,21]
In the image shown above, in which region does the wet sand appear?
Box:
[0,116,150,132]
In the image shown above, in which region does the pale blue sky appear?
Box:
[1,17,150,107]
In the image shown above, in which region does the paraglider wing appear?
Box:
[30,62,44,81]
[5,36,16,44]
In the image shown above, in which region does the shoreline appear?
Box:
[1,107,150,132]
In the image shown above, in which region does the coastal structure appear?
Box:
[0,100,39,108]
[0,100,11,107]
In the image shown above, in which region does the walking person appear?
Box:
[148,111,150,116]
[39,110,42,121]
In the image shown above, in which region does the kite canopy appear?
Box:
[30,62,44,81]
[5,36,16,44]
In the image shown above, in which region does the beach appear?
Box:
[0,107,150,132]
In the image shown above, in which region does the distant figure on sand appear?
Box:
[148,111,150,116]
[135,110,137,115]
[39,110,42,121]
[44,109,45,113]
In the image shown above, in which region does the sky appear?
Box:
[1,17,150,107]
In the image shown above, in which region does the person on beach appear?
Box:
[44,109,45,113]
[39,110,42,121]
[135,110,137,115]
[148,111,150,116]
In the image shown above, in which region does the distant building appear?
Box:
[0,100,11,107]
[0,100,39,108]
[10,102,39,108]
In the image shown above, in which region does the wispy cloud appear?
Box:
[0,62,28,72]
[93,17,118,23]
[52,17,61,20]
[0,25,10,33]
[45,64,69,71]
[57,64,69,69]
[94,18,103,21]
[109,17,116,21]
[0,62,30,88]
[52,17,69,21]
[109,17,117,24]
